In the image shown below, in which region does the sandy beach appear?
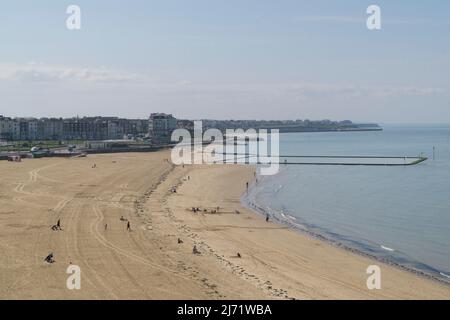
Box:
[1,150,449,299]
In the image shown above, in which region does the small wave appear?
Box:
[274,185,283,193]
[265,206,280,217]
[286,214,297,221]
[380,245,395,252]
[440,272,450,279]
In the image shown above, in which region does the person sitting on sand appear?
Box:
[235,210,240,214]
[192,245,200,255]
[178,238,183,244]
[45,253,55,264]
[57,219,61,230]
[120,216,127,221]
[237,253,242,258]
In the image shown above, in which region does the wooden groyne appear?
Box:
[261,159,428,166]
[220,154,428,166]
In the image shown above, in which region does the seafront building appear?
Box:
[0,115,149,142]
[148,113,178,145]
[0,113,378,146]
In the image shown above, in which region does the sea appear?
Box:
[243,124,450,283]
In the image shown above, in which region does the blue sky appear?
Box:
[0,0,449,122]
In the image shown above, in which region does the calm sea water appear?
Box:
[244,124,450,281]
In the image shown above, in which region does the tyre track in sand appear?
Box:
[90,204,193,282]
[66,201,117,299]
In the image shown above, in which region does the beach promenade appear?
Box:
[0,151,449,299]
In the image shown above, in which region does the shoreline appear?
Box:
[241,193,450,288]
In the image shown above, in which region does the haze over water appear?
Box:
[245,125,450,281]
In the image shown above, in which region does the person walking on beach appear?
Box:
[127,221,131,231]
[104,223,108,231]
[56,219,61,230]
[266,214,270,223]
[246,182,249,192]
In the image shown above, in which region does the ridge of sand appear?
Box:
[0,151,449,299]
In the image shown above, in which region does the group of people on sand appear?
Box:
[104,216,132,232]
[46,214,133,264]
[191,244,241,259]
[46,221,59,263]
[120,216,132,231]
[177,238,200,255]
[191,206,220,214]
[177,238,202,256]
[46,219,62,263]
